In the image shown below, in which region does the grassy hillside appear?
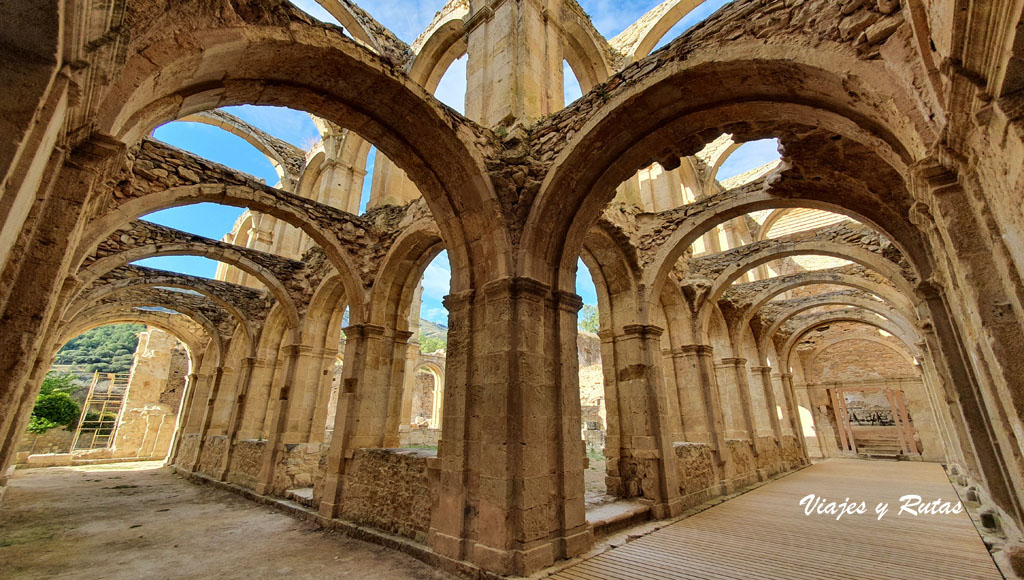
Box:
[53,323,145,374]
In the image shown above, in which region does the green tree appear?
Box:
[38,371,77,396]
[54,323,144,373]
[30,392,80,434]
[420,336,447,354]
[578,304,600,333]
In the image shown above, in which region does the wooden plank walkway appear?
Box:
[550,460,1000,579]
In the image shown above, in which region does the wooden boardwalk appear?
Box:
[550,460,1000,579]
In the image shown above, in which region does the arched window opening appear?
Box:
[400,251,450,449]
[576,258,609,502]
[564,60,584,106]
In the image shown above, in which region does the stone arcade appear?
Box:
[1,0,1024,577]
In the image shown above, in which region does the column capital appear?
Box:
[622,323,664,338]
[393,329,415,343]
[342,323,386,338]
[720,357,747,366]
[750,365,772,373]
[480,276,551,300]
[442,289,475,310]
[554,290,583,313]
[676,344,714,356]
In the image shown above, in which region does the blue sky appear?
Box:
[140,0,775,323]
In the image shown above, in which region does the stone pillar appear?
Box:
[426,279,591,576]
[283,345,334,444]
[668,346,710,443]
[383,330,415,447]
[316,158,367,214]
[254,343,306,494]
[610,324,682,516]
[721,357,758,451]
[399,286,425,435]
[178,372,213,471]
[167,373,199,465]
[600,325,682,513]
[683,345,727,464]
[189,366,231,472]
[465,0,564,126]
[219,356,261,479]
[752,366,784,445]
[0,135,123,478]
[238,355,276,440]
[317,323,410,509]
[780,373,810,462]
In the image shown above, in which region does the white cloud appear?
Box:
[422,307,449,323]
[420,251,451,299]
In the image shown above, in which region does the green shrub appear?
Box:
[27,416,58,435]
[32,392,80,430]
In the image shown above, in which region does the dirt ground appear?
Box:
[0,462,454,580]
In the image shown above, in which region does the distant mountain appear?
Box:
[419,318,448,341]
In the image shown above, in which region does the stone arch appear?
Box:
[610,0,708,63]
[702,140,742,190]
[81,185,365,308]
[408,1,469,92]
[761,297,918,363]
[96,4,506,292]
[177,111,302,187]
[413,360,445,429]
[311,0,397,55]
[60,306,208,371]
[756,208,792,241]
[66,302,225,369]
[578,222,643,333]
[65,275,258,352]
[367,216,445,332]
[696,242,917,343]
[528,32,940,303]
[74,239,300,329]
[777,311,922,374]
[730,272,915,349]
[805,334,919,371]
[561,6,614,93]
[238,303,297,440]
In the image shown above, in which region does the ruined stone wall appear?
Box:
[17,428,74,456]
[109,328,186,460]
[197,435,228,477]
[674,442,717,509]
[339,448,436,543]
[409,370,435,425]
[272,442,327,492]
[803,337,916,383]
[175,433,201,469]
[721,439,759,491]
[227,439,266,488]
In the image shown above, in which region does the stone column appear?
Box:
[0,135,123,476]
[465,0,565,126]
[178,372,213,471]
[219,356,262,479]
[167,373,199,464]
[282,345,334,444]
[721,357,758,453]
[317,323,410,509]
[752,365,784,445]
[611,324,682,517]
[683,345,727,464]
[780,373,810,462]
[383,330,415,448]
[189,366,231,473]
[668,346,710,443]
[426,279,591,576]
[398,286,424,436]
